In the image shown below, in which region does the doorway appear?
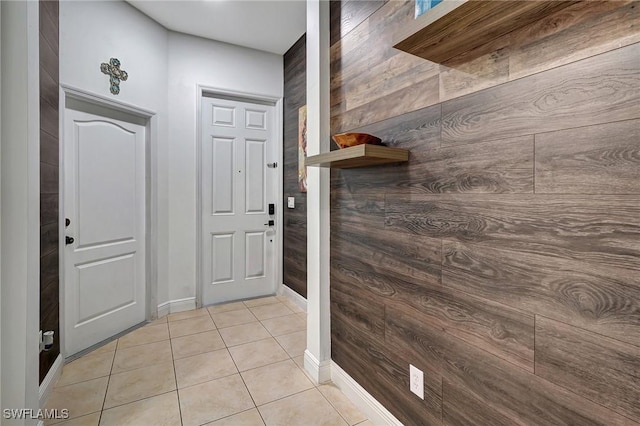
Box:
[62,97,150,356]
[200,94,280,305]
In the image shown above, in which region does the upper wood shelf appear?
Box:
[393,0,578,64]
[305,145,409,169]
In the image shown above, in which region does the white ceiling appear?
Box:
[127,0,306,55]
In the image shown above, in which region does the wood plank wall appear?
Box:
[39,0,60,383]
[283,35,308,297]
[329,1,640,424]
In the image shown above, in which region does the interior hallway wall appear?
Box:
[60,0,285,315]
[166,32,283,303]
[60,0,171,307]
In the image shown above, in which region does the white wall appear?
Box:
[60,1,285,308]
[1,1,41,422]
[166,32,283,301]
[59,0,171,307]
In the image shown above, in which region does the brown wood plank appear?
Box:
[535,119,640,194]
[330,222,441,285]
[330,192,385,230]
[509,1,640,80]
[306,144,409,168]
[333,134,533,195]
[41,193,58,226]
[333,316,442,425]
[442,379,517,426]
[332,238,534,371]
[40,221,59,259]
[333,74,440,134]
[40,162,58,195]
[283,34,307,298]
[385,194,640,271]
[535,316,640,421]
[40,97,59,139]
[443,240,640,348]
[330,0,386,47]
[331,287,385,338]
[40,129,59,167]
[386,303,638,426]
[441,43,640,145]
[393,1,577,64]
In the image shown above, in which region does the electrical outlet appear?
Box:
[410,364,424,399]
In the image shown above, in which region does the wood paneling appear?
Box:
[386,304,637,426]
[536,316,640,421]
[386,194,640,271]
[393,1,577,64]
[330,0,640,423]
[283,35,307,298]
[443,241,640,347]
[535,119,640,194]
[39,0,60,383]
[441,44,640,145]
[330,0,386,47]
[509,0,640,80]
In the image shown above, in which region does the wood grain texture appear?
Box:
[386,304,638,426]
[305,144,408,168]
[334,134,533,195]
[329,1,640,424]
[333,316,442,426]
[393,1,577,64]
[536,316,640,421]
[330,0,386,47]
[443,240,640,348]
[39,0,60,384]
[386,194,640,271]
[535,119,640,194]
[442,43,640,145]
[283,35,307,298]
[509,0,640,80]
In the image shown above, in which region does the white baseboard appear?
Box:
[39,354,63,408]
[304,349,331,384]
[278,283,307,312]
[157,297,196,318]
[331,361,403,426]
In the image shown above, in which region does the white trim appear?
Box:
[304,349,331,384]
[0,0,41,415]
[39,354,63,408]
[331,361,404,426]
[305,0,332,385]
[157,297,197,318]
[60,84,156,118]
[278,283,307,312]
[195,85,284,308]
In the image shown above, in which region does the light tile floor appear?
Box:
[46,296,371,426]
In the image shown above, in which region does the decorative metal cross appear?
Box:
[100,58,128,95]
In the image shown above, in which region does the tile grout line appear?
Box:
[168,335,185,426]
[98,340,118,424]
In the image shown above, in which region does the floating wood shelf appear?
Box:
[393,0,577,64]
[305,145,409,169]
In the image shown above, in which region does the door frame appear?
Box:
[59,84,158,358]
[196,86,284,307]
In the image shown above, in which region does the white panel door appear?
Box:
[201,96,277,305]
[64,109,146,356]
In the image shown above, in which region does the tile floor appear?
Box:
[45,296,373,426]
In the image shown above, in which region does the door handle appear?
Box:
[264,220,274,227]
[66,236,75,245]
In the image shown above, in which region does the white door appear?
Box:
[201,96,277,305]
[63,109,146,356]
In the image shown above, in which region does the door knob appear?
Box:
[66,236,75,245]
[264,220,274,227]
